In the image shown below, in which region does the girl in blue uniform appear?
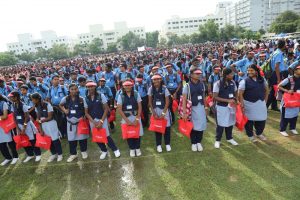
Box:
[213,68,239,149]
[0,95,18,166]
[59,83,89,162]
[148,74,172,153]
[277,65,300,136]
[9,91,41,163]
[84,82,120,160]
[182,67,207,151]
[31,93,63,162]
[238,64,269,142]
[117,80,143,157]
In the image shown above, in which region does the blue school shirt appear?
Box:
[271,49,286,72]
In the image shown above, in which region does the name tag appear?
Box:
[75,105,78,107]
[156,101,162,106]
[43,109,47,112]
[169,83,174,87]
[126,105,132,110]
[229,94,234,98]
[70,110,76,114]
[17,116,22,120]
[197,96,202,100]
[54,96,59,99]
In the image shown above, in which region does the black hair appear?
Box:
[248,64,264,83]
[277,39,286,49]
[29,77,37,81]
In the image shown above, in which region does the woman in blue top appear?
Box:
[0,94,18,166]
[148,74,171,153]
[213,68,239,149]
[59,83,89,163]
[84,82,120,160]
[238,64,269,142]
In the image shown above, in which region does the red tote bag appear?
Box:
[35,133,52,150]
[91,128,108,144]
[13,135,31,150]
[283,93,300,108]
[273,85,278,98]
[172,99,179,112]
[178,119,193,138]
[235,104,248,131]
[77,118,90,135]
[108,110,116,123]
[121,124,140,139]
[206,96,214,108]
[0,113,16,133]
[148,116,167,134]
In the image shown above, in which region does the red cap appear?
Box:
[86,82,97,87]
[151,74,162,80]
[122,81,134,86]
[194,69,202,74]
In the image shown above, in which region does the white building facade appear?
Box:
[160,2,231,38]
[225,0,300,31]
[77,22,145,49]
[7,31,74,55]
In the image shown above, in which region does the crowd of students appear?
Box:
[0,39,299,166]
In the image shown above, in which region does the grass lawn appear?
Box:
[0,110,300,200]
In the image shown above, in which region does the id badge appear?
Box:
[70,110,76,114]
[127,105,132,110]
[229,94,234,98]
[17,116,22,120]
[156,101,162,106]
[197,96,202,100]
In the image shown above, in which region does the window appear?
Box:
[194,20,198,22]
[185,21,188,23]
[185,26,188,28]
[168,22,171,24]
[181,26,183,28]
[45,46,47,48]
[189,20,193,22]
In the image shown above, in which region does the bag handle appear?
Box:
[187,83,191,101]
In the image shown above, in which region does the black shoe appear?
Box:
[271,108,280,112]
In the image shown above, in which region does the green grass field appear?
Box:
[0,110,300,200]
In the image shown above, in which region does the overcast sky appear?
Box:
[0,0,237,51]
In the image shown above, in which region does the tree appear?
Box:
[158,37,167,47]
[17,51,35,62]
[88,38,103,55]
[199,19,219,42]
[189,33,201,44]
[106,43,118,53]
[269,11,300,33]
[146,31,159,48]
[73,44,87,56]
[48,44,69,60]
[119,31,145,51]
[0,52,17,66]
[219,24,236,41]
[35,48,49,60]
